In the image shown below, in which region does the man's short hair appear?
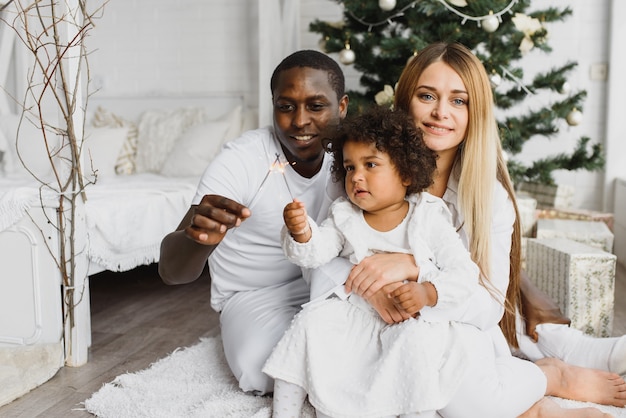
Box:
[270,50,345,101]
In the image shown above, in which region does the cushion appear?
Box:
[0,113,56,179]
[159,106,243,177]
[134,107,209,173]
[82,127,129,179]
[91,107,139,175]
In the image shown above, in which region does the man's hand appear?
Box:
[185,194,251,245]
[364,283,411,324]
[346,253,419,299]
[520,270,571,341]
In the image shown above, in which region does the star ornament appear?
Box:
[512,13,544,54]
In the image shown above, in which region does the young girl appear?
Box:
[263,106,552,418]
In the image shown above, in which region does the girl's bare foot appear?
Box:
[537,357,626,407]
[519,397,613,418]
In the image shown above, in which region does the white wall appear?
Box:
[86,0,619,211]
[604,0,626,213]
[87,0,256,105]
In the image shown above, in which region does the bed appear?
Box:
[0,93,255,353]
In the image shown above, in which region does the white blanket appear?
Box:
[84,173,197,272]
[0,178,56,232]
[83,336,626,418]
[0,173,197,273]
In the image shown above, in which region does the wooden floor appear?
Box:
[1,262,625,417]
[0,264,219,418]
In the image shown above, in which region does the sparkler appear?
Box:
[247,153,294,209]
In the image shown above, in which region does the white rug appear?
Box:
[83,336,626,418]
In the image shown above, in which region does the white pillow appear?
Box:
[159,120,229,177]
[90,106,139,175]
[0,113,56,179]
[134,107,208,173]
[160,106,243,177]
[82,127,129,179]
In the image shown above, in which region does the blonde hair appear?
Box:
[394,42,522,347]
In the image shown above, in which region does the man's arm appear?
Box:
[159,207,217,285]
[158,195,251,285]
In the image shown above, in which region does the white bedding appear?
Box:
[0,177,55,231]
[0,174,197,274]
[84,173,197,273]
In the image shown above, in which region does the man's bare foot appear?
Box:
[537,357,626,407]
[519,397,613,418]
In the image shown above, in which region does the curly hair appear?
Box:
[325,106,437,196]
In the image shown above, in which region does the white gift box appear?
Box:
[526,238,616,337]
[535,218,614,253]
[516,193,538,237]
[518,182,574,209]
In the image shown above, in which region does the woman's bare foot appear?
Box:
[519,397,613,418]
[537,357,626,407]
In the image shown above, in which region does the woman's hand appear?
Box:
[364,283,412,324]
[346,253,419,299]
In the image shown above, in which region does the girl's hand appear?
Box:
[389,282,437,316]
[346,253,419,298]
[283,198,310,242]
[364,283,411,324]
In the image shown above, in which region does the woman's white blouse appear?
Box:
[440,173,516,334]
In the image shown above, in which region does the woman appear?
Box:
[295,42,624,417]
[344,41,625,415]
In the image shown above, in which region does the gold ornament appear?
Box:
[339,42,356,65]
[566,108,583,126]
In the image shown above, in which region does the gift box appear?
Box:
[536,207,614,232]
[516,193,538,237]
[526,238,616,337]
[517,182,574,209]
[535,219,614,253]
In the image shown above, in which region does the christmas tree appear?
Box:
[310,0,604,187]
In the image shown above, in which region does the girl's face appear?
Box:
[343,140,409,216]
[408,61,469,161]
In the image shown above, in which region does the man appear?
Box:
[159,50,349,394]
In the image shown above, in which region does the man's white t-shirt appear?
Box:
[193,127,343,312]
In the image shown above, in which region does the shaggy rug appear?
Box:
[83,336,626,418]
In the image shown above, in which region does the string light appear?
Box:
[499,65,533,95]
[345,0,519,30]
[338,0,532,94]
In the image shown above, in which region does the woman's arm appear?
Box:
[344,252,419,297]
[439,184,514,329]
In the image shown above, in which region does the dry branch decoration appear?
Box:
[0,0,105,365]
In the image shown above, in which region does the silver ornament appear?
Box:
[489,72,502,88]
[339,47,356,65]
[378,0,397,12]
[559,81,571,95]
[566,108,583,126]
[482,14,500,33]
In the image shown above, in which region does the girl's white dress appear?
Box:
[263,193,486,418]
